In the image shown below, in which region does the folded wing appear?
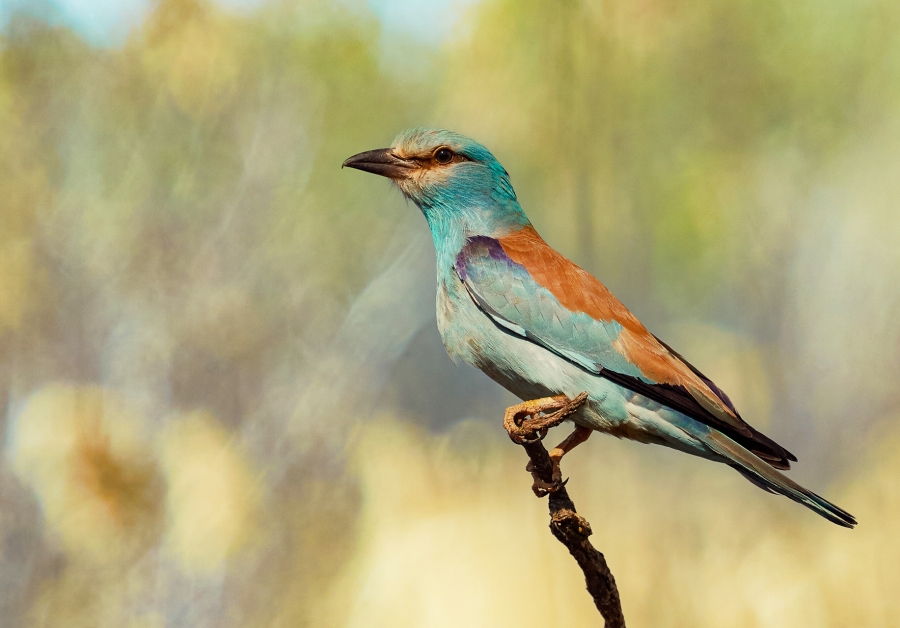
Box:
[455,227,796,469]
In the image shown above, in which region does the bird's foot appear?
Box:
[526,459,568,496]
[503,392,589,445]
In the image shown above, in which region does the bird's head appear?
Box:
[342,129,521,221]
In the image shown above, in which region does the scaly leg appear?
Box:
[548,425,592,484]
[502,392,589,495]
[503,392,588,443]
[504,395,573,443]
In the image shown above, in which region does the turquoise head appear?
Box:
[343,129,529,238]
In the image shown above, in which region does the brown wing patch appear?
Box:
[498,226,743,430]
[498,226,641,328]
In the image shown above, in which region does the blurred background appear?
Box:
[0,0,898,626]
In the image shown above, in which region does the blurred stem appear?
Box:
[575,167,596,271]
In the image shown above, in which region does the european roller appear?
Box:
[343,128,856,528]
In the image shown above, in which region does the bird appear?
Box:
[342,128,856,528]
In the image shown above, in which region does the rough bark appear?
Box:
[505,394,626,628]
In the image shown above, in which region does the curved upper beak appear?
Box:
[342,148,414,180]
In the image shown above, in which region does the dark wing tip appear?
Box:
[651,334,799,469]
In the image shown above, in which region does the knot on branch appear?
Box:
[550,508,593,543]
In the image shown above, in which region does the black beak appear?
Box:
[342,148,414,180]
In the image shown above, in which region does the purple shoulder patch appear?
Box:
[455,236,516,281]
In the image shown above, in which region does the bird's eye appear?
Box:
[434,147,453,164]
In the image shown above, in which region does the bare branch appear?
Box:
[504,394,626,628]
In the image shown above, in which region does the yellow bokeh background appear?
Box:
[0,0,898,626]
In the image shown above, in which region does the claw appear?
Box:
[517,431,545,444]
[531,476,569,497]
[510,432,541,445]
[551,467,563,485]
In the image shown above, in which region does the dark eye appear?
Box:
[434,147,453,164]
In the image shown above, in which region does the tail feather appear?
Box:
[730,465,776,494]
[701,429,857,528]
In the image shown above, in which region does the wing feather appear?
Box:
[456,230,796,468]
